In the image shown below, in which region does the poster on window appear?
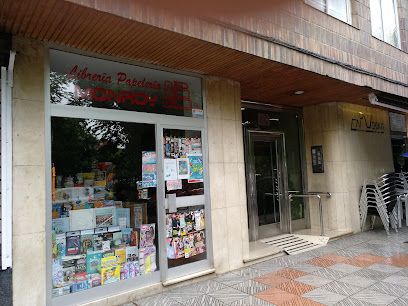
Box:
[164,158,178,181]
[187,154,204,183]
[177,158,189,180]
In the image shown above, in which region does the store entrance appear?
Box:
[246,131,290,241]
[242,103,306,242]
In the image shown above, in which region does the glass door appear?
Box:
[246,131,289,241]
[159,127,211,282]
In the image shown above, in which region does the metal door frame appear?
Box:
[245,130,289,241]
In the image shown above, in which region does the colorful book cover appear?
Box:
[101,266,120,285]
[183,235,194,258]
[70,280,88,293]
[139,224,155,248]
[194,231,206,254]
[142,164,157,182]
[187,154,204,182]
[112,231,123,247]
[173,237,185,259]
[87,273,101,288]
[86,251,103,274]
[93,234,104,251]
[75,255,87,274]
[116,208,130,228]
[121,228,132,245]
[53,233,66,259]
[166,238,175,259]
[95,207,116,227]
[66,232,80,256]
[101,255,118,269]
[142,151,157,164]
[126,246,139,262]
[52,260,64,287]
[80,234,94,254]
[139,245,157,274]
[127,261,140,278]
[115,248,126,265]
[120,263,129,280]
[165,215,173,238]
[131,229,139,247]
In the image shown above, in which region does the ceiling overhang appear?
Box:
[0,0,373,107]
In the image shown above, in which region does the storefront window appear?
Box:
[163,129,207,268]
[51,118,159,297]
[50,50,203,118]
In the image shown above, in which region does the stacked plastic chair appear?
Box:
[397,172,408,226]
[359,172,400,235]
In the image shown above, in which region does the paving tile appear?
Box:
[351,268,392,281]
[343,258,376,268]
[228,295,276,306]
[295,274,333,287]
[335,249,364,257]
[367,281,407,298]
[192,280,228,294]
[272,268,307,280]
[352,288,399,305]
[329,263,362,274]
[303,288,346,305]
[334,297,378,306]
[320,280,363,296]
[280,296,324,306]
[388,298,408,306]
[163,289,204,303]
[319,254,349,263]
[353,254,386,265]
[208,287,248,304]
[384,254,408,267]
[396,268,408,277]
[306,257,337,268]
[254,275,290,287]
[276,280,315,296]
[312,267,347,280]
[337,274,376,288]
[255,287,298,305]
[366,263,402,274]
[382,274,408,287]
[232,279,270,295]
[215,272,250,286]
[135,295,183,306]
[290,263,322,273]
[251,262,283,274]
[179,295,225,306]
[232,267,263,279]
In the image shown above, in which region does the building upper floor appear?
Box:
[1,0,407,103]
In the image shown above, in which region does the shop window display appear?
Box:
[163,129,207,268]
[51,118,158,297]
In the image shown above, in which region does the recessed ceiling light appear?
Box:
[294,90,305,95]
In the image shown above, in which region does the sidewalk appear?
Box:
[128,228,408,306]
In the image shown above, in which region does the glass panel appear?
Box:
[163,129,207,268]
[51,118,158,297]
[370,0,385,40]
[50,50,203,118]
[327,0,350,23]
[381,0,400,47]
[254,140,281,226]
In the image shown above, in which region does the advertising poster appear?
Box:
[177,158,189,179]
[188,154,204,183]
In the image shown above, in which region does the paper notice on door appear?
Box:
[164,158,178,181]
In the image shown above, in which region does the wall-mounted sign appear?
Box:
[350,113,384,133]
[389,112,406,133]
[50,50,203,118]
[311,145,324,173]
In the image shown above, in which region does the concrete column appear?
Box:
[204,77,248,273]
[12,37,46,306]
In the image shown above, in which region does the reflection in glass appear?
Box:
[51,118,158,297]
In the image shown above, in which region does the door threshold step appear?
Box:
[260,234,329,255]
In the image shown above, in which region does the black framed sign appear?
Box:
[311,145,324,173]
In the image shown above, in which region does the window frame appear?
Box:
[305,0,353,25]
[370,0,401,48]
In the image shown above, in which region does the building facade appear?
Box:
[0,0,407,305]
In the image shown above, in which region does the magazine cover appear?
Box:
[142,151,157,164]
[53,233,66,259]
[166,238,176,259]
[194,231,206,254]
[75,255,87,275]
[71,280,88,293]
[52,261,64,287]
[101,255,118,269]
[87,273,101,288]
[139,224,155,248]
[101,266,120,285]
[139,245,157,274]
[66,232,80,256]
[121,228,132,245]
[95,207,116,227]
[52,217,70,234]
[86,251,103,274]
[126,246,139,262]
[187,154,204,182]
[131,229,140,247]
[120,264,129,280]
[183,235,194,258]
[165,215,173,238]
[115,248,126,265]
[127,261,140,278]
[93,234,104,251]
[173,237,185,259]
[176,158,189,179]
[80,234,94,254]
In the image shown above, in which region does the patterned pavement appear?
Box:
[128,227,408,306]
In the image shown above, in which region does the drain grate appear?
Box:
[261,234,329,255]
